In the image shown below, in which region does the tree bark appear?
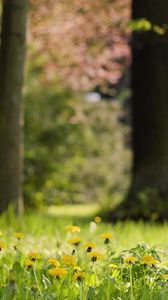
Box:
[0,0,28,214]
[111,0,168,220]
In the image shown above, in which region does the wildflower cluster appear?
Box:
[0,222,168,300]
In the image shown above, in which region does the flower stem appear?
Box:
[33,267,45,300]
[130,265,134,300]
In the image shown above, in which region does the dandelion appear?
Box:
[68,237,81,246]
[83,242,96,253]
[100,233,113,244]
[62,255,77,266]
[14,232,24,240]
[141,255,157,266]
[94,216,102,223]
[0,242,6,251]
[124,256,137,264]
[28,252,42,261]
[47,258,60,267]
[73,265,81,272]
[48,267,68,278]
[88,251,104,262]
[24,259,34,269]
[109,263,118,269]
[73,271,86,281]
[66,225,81,233]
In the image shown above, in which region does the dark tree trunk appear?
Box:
[111,0,168,220]
[0,0,28,214]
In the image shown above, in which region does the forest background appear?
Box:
[1,0,167,221]
[24,0,131,210]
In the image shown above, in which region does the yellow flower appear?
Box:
[73,272,86,281]
[162,274,168,280]
[100,233,113,244]
[48,267,68,278]
[14,232,24,240]
[0,242,6,251]
[73,265,81,271]
[68,237,81,246]
[47,258,60,267]
[66,225,81,233]
[109,263,118,269]
[141,255,157,266]
[28,252,42,261]
[88,251,104,262]
[94,216,102,223]
[83,242,96,253]
[124,256,136,264]
[24,259,34,269]
[62,255,77,266]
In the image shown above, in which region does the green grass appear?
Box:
[46,203,99,218]
[0,204,168,299]
[37,205,168,251]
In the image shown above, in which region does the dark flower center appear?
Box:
[87,247,92,252]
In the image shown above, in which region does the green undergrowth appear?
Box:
[0,206,168,299]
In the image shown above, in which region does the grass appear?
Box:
[0,204,168,299]
[46,203,99,218]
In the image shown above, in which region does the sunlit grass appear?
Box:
[46,203,99,218]
[1,205,168,251]
[0,205,168,299]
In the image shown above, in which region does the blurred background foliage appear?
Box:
[24,0,131,209]
[24,72,131,208]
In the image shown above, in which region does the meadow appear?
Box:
[1,205,168,299]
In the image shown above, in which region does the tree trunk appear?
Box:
[111,0,168,220]
[0,0,28,214]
